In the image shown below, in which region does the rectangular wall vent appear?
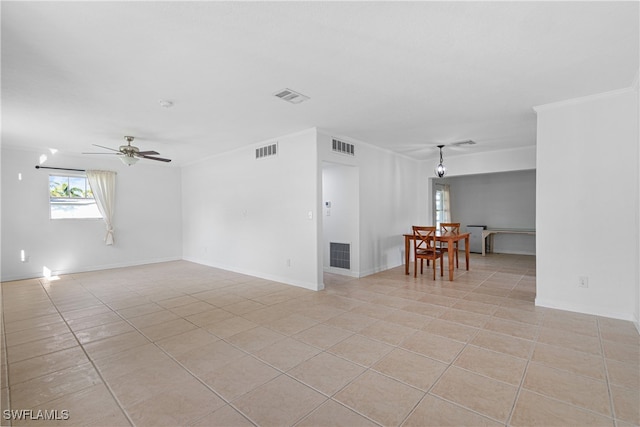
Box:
[330,242,351,270]
[256,143,278,159]
[273,88,310,104]
[332,139,355,156]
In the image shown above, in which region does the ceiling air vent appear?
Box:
[273,88,310,104]
[332,138,355,156]
[451,140,476,147]
[256,143,278,159]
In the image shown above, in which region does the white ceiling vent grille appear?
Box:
[273,88,310,104]
[451,139,476,147]
[332,139,355,156]
[256,143,278,159]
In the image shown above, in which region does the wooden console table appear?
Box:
[481,228,535,256]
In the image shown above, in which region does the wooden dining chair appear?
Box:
[440,222,461,268]
[412,226,444,279]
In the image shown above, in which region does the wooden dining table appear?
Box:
[404,231,471,281]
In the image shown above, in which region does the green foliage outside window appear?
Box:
[49,176,93,199]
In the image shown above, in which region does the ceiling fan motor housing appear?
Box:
[119,145,139,155]
[120,136,139,156]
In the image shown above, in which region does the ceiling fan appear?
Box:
[83,136,171,165]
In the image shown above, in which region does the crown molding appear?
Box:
[533,86,636,113]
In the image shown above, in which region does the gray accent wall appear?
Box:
[436,169,536,255]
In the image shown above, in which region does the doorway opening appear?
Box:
[321,162,359,277]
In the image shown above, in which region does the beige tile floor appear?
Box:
[1,254,638,427]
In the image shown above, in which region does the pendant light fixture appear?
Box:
[434,144,447,178]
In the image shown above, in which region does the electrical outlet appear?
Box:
[286,259,291,267]
[578,276,589,288]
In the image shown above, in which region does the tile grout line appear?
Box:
[3,256,634,427]
[597,316,619,425]
[0,281,12,427]
[229,304,433,427]
[396,327,486,427]
[408,270,523,427]
[94,280,350,425]
[33,276,137,427]
[504,293,545,427]
[133,260,515,427]
[388,267,523,426]
[71,279,260,427]
[505,307,621,425]
[180,310,385,427]
[499,268,535,427]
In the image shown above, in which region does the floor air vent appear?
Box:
[330,242,351,269]
[256,143,278,159]
[332,139,355,156]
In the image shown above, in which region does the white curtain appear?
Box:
[86,170,117,245]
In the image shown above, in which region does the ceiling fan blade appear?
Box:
[139,155,172,162]
[136,150,159,156]
[82,152,121,155]
[92,144,120,152]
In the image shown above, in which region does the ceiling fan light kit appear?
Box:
[120,155,139,166]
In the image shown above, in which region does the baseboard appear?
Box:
[322,266,360,278]
[359,261,403,278]
[0,257,182,282]
[183,256,321,291]
[487,250,536,256]
[536,297,636,323]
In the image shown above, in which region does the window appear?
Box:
[434,183,451,228]
[49,174,102,219]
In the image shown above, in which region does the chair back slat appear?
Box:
[412,226,436,252]
[411,225,444,279]
[440,222,460,234]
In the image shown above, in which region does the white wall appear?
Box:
[535,87,639,321]
[181,129,321,290]
[317,130,426,277]
[438,170,536,255]
[637,77,640,332]
[437,145,537,177]
[0,146,182,281]
[322,163,359,276]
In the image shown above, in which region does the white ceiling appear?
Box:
[2,1,638,166]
